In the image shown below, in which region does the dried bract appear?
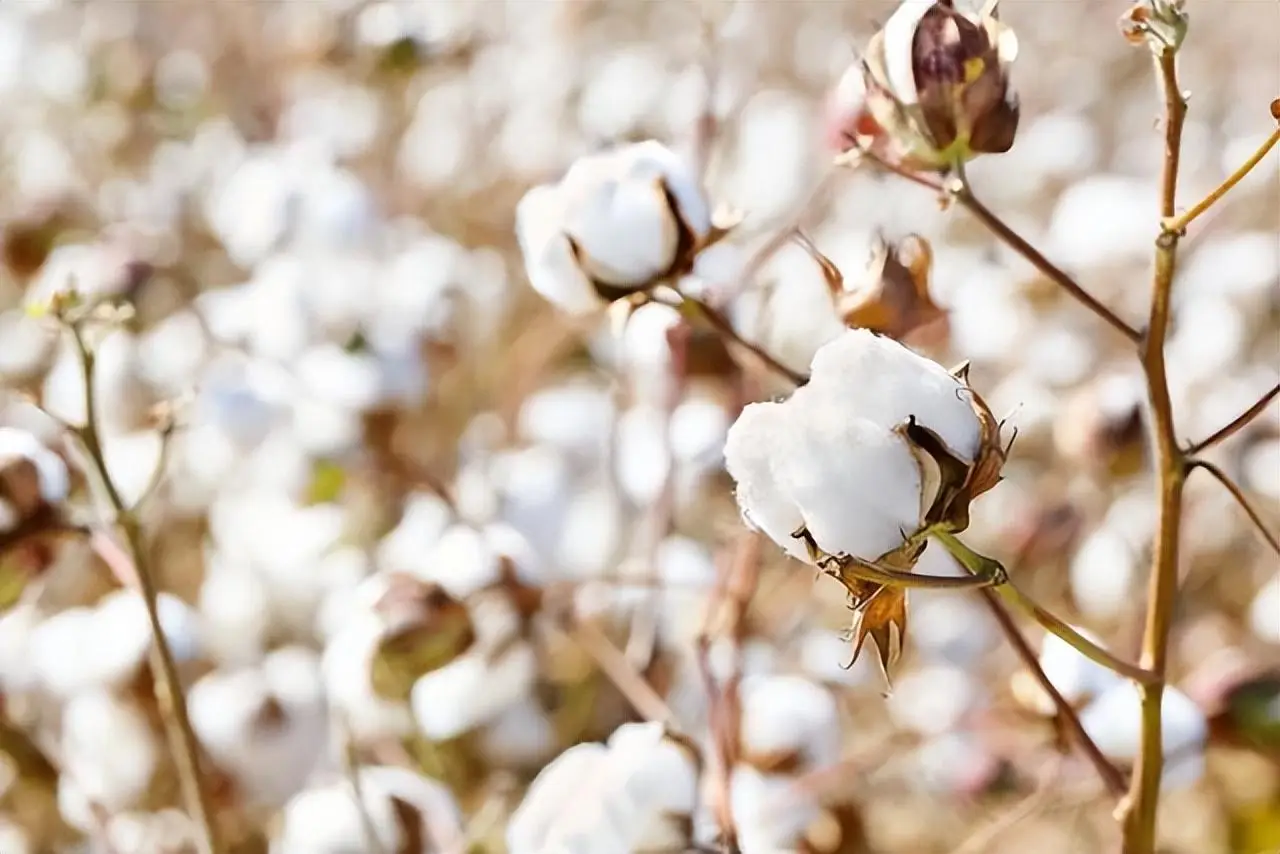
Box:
[836,233,946,344]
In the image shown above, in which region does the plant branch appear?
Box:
[950,176,1142,343]
[683,296,809,386]
[1186,458,1280,557]
[1186,382,1280,454]
[933,529,1159,685]
[978,591,1128,798]
[1123,44,1190,854]
[1162,126,1280,235]
[68,322,223,854]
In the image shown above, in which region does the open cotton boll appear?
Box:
[556,484,624,580]
[198,561,271,666]
[1025,628,1123,714]
[410,640,537,740]
[413,522,543,599]
[487,446,572,560]
[60,691,159,812]
[723,403,808,563]
[620,302,684,404]
[507,722,699,854]
[42,330,146,434]
[1250,576,1280,645]
[1069,526,1139,622]
[189,646,327,806]
[477,696,558,769]
[0,427,70,508]
[616,404,672,506]
[729,765,822,853]
[888,664,983,736]
[278,765,462,854]
[376,491,454,576]
[321,615,415,743]
[738,674,840,770]
[517,382,615,460]
[0,604,40,693]
[1080,682,1207,789]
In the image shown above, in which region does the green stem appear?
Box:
[933,530,1159,686]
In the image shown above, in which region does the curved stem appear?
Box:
[978,592,1127,798]
[69,324,222,854]
[834,552,1004,590]
[1123,46,1190,854]
[1187,458,1280,557]
[1162,126,1280,235]
[950,179,1141,343]
[1186,381,1280,454]
[934,529,1159,686]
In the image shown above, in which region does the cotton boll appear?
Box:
[488,447,571,559]
[376,492,454,576]
[888,664,982,736]
[0,309,55,379]
[726,90,817,224]
[188,646,327,806]
[321,616,414,743]
[621,303,683,404]
[517,383,615,461]
[670,396,729,469]
[42,330,147,433]
[913,732,1000,796]
[723,403,808,563]
[413,522,542,598]
[1048,175,1155,269]
[294,343,384,412]
[205,150,295,268]
[730,765,822,853]
[0,821,29,854]
[278,766,462,854]
[477,697,557,769]
[799,629,877,687]
[28,606,97,697]
[1080,683,1206,789]
[410,641,537,740]
[198,562,271,666]
[555,485,623,580]
[61,691,159,812]
[1250,576,1280,645]
[101,430,164,510]
[0,427,69,507]
[1069,527,1139,622]
[738,674,840,770]
[1020,628,1123,715]
[616,404,672,506]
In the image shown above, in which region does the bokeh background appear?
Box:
[0,0,1277,852]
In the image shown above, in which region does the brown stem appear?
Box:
[1186,459,1280,557]
[978,590,1128,798]
[951,181,1142,343]
[1122,47,1189,854]
[1186,381,1280,454]
[685,296,809,386]
[568,619,677,726]
[69,324,223,854]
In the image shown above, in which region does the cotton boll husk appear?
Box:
[410,640,537,740]
[738,674,840,769]
[188,646,328,805]
[60,690,159,812]
[1080,682,1207,789]
[278,766,462,854]
[730,765,822,853]
[775,391,923,561]
[806,329,982,462]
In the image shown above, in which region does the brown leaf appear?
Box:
[838,234,946,344]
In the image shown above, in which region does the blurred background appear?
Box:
[0,0,1277,852]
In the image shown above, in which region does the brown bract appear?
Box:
[837,233,947,345]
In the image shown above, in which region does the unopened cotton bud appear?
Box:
[852,0,1020,171]
[515,140,711,313]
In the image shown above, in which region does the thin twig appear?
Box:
[1123,45,1190,854]
[978,591,1128,798]
[568,619,677,726]
[67,322,223,854]
[951,176,1142,344]
[685,296,809,386]
[1186,382,1280,454]
[1162,126,1280,235]
[1187,458,1280,557]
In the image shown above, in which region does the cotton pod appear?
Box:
[728,765,823,853]
[1080,682,1207,789]
[409,637,537,741]
[188,645,328,806]
[276,765,463,854]
[515,140,711,314]
[1012,628,1123,716]
[849,0,1020,171]
[506,721,700,854]
[724,328,999,566]
[59,690,160,814]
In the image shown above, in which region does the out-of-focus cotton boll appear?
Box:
[517,382,615,461]
[294,343,384,412]
[0,604,40,693]
[621,303,683,405]
[1249,576,1280,645]
[889,664,983,736]
[198,561,271,666]
[42,330,147,433]
[60,691,159,813]
[1017,629,1123,716]
[371,234,466,341]
[1069,526,1139,622]
[1166,295,1246,388]
[101,430,165,510]
[729,765,822,853]
[478,697,558,769]
[410,640,537,741]
[0,426,70,508]
[799,629,877,687]
[104,809,197,854]
[913,732,1000,796]
[507,721,699,854]
[321,606,415,744]
[616,404,672,506]
[278,766,463,854]
[0,309,56,379]
[730,241,844,377]
[678,240,748,306]
[555,484,623,580]
[1081,682,1207,789]
[945,262,1033,364]
[205,150,295,268]
[407,522,542,599]
[1179,232,1280,311]
[577,46,667,140]
[376,492,454,577]
[670,395,730,470]
[726,90,817,224]
[1048,175,1156,269]
[24,241,141,312]
[189,646,327,806]
[135,310,209,396]
[0,821,29,854]
[487,447,571,560]
[738,674,839,770]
